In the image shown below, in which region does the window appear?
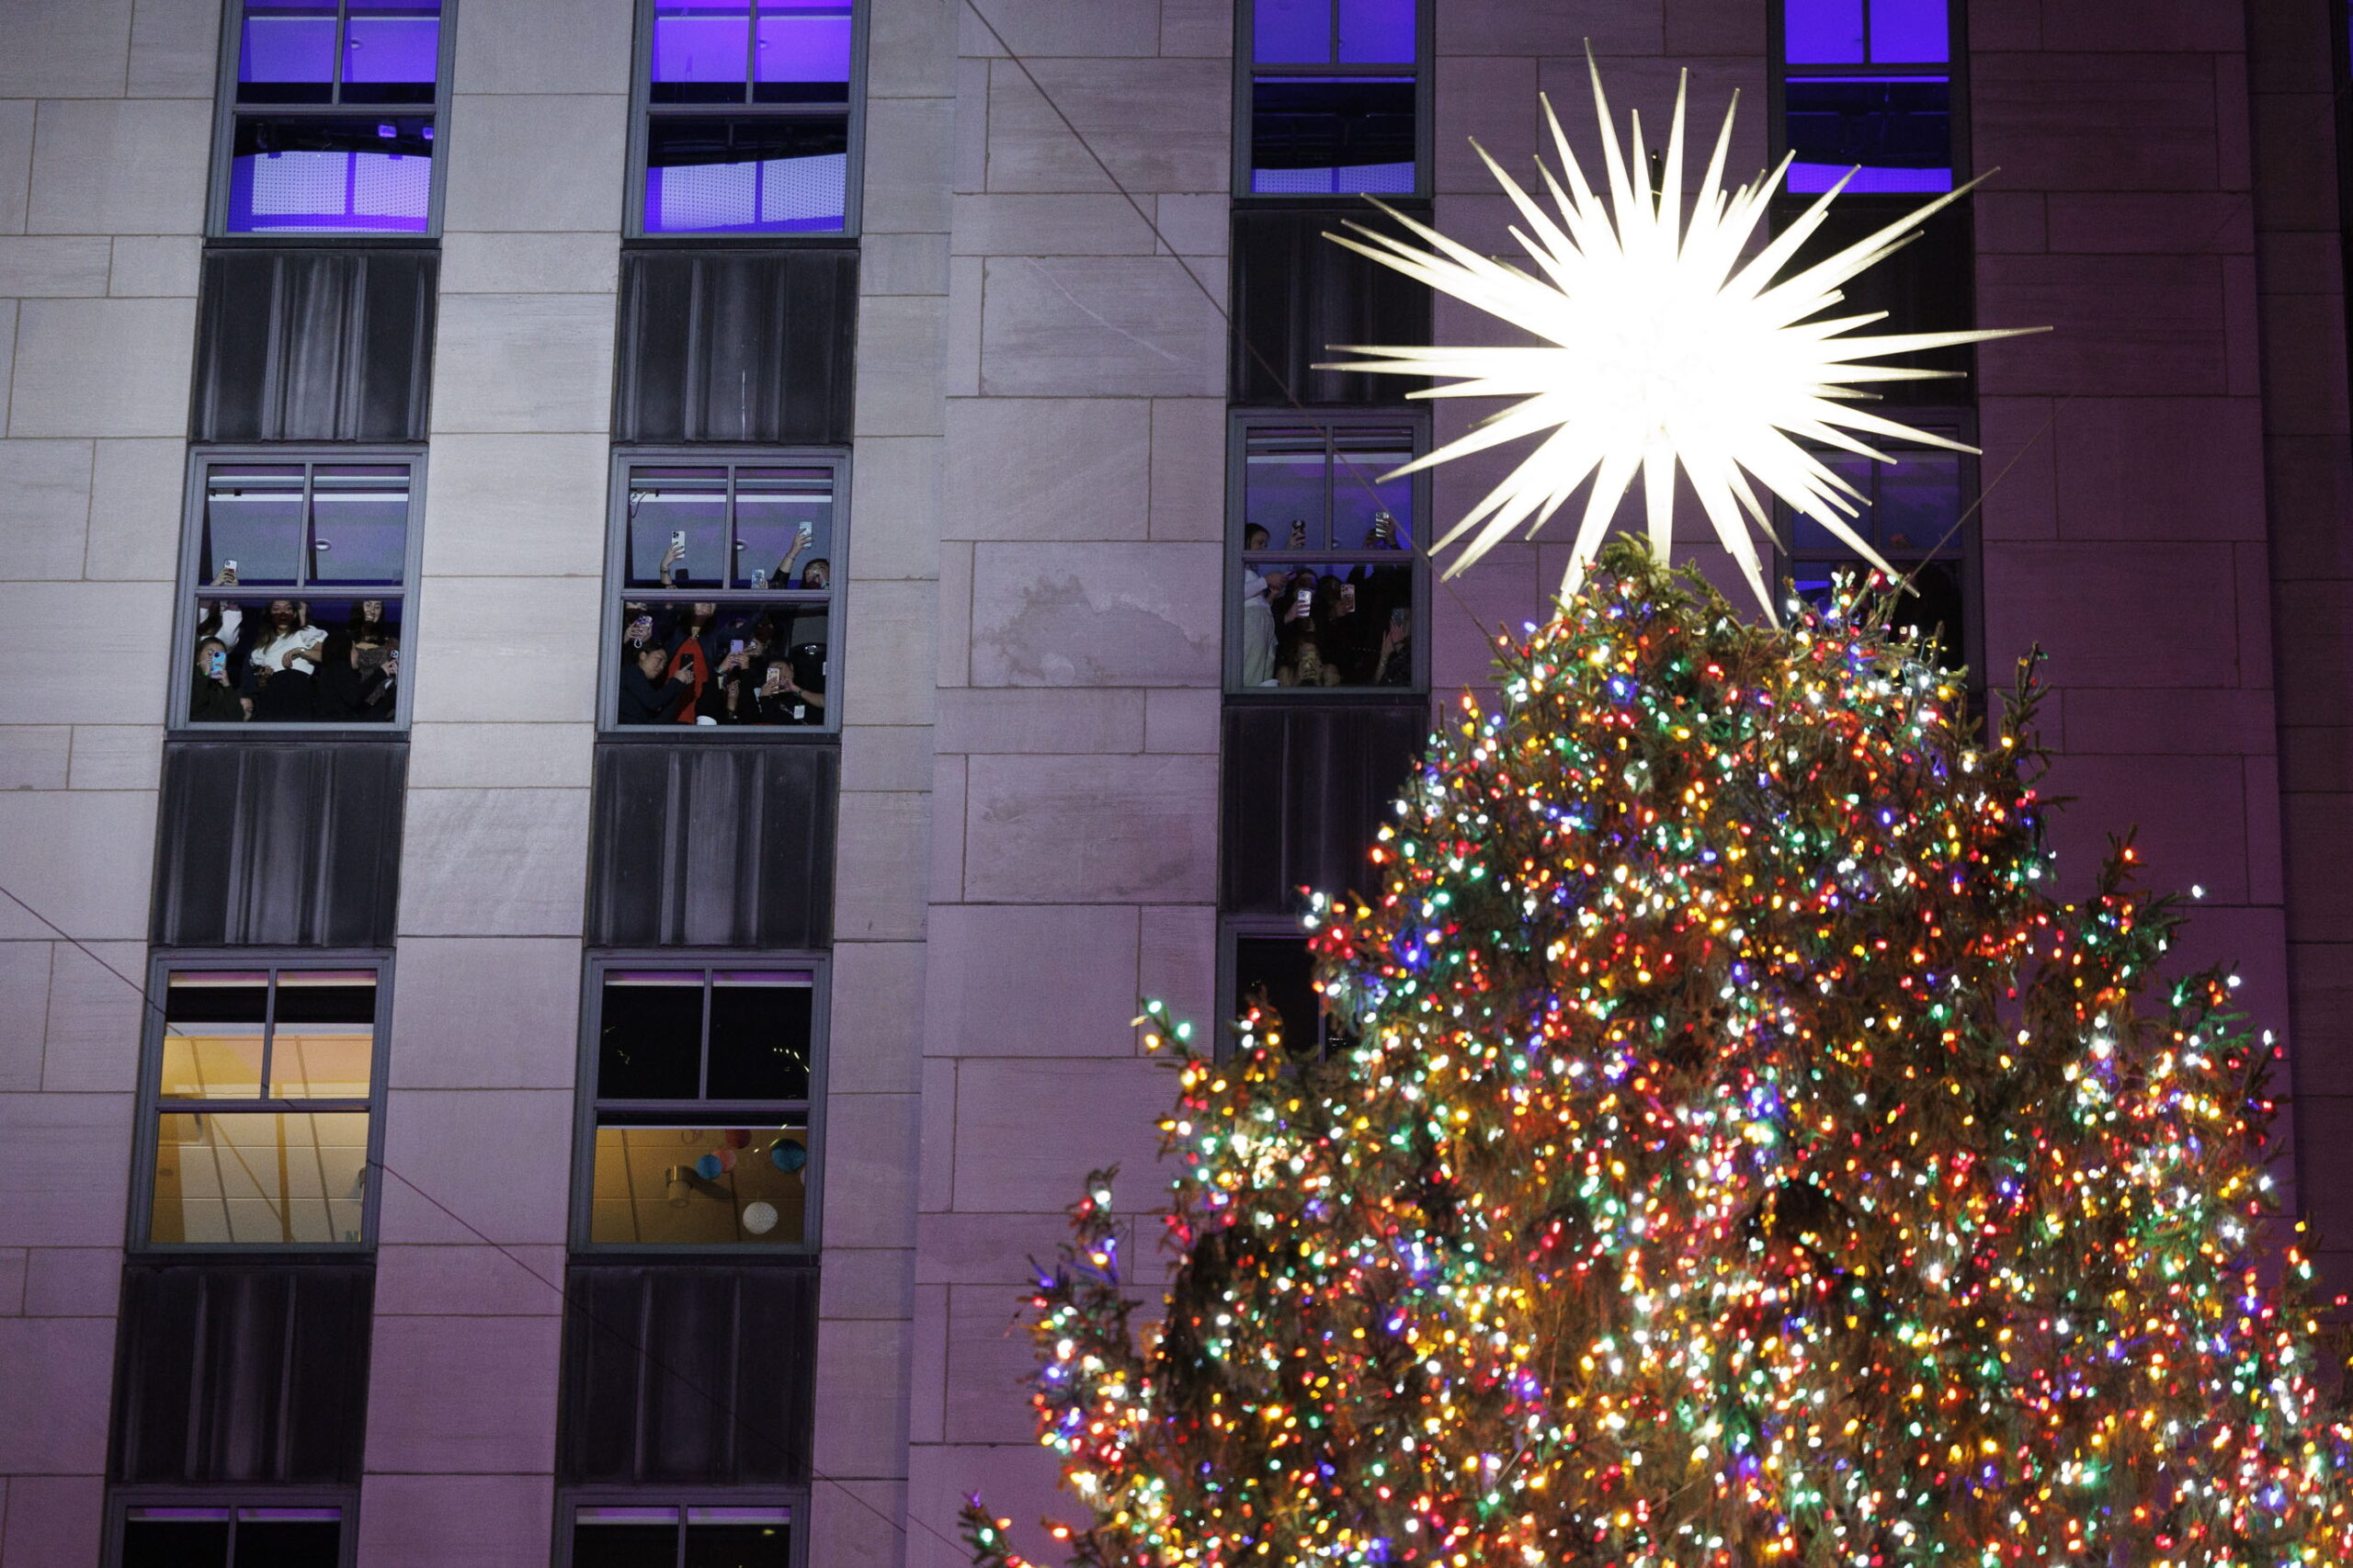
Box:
[214,1,450,235]
[118,1504,346,1567]
[568,1504,793,1567]
[1238,0,1426,198]
[1775,0,1959,193]
[1229,417,1426,692]
[1779,433,1976,672]
[137,962,386,1249]
[632,0,862,236]
[606,456,842,732]
[176,453,420,729]
[577,962,822,1249]
[1221,919,1358,1064]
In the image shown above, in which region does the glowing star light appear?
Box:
[1318,60,2041,616]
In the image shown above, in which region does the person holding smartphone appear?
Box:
[189,637,246,722]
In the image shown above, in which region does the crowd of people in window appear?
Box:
[616,541,830,726]
[1239,513,1413,687]
[189,575,399,723]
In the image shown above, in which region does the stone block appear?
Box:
[2060,686,2278,758]
[842,576,943,725]
[371,1242,567,1318]
[1531,55,1770,176]
[404,574,602,723]
[944,397,1150,541]
[829,941,926,1095]
[929,752,966,900]
[855,293,950,437]
[914,1207,1111,1285]
[0,440,92,579]
[363,1312,563,1473]
[430,294,615,435]
[941,1283,1040,1444]
[985,57,1229,195]
[1159,0,1230,55]
[0,101,31,235]
[916,1055,955,1212]
[969,541,1218,687]
[863,230,951,294]
[1974,192,2046,254]
[938,539,973,686]
[1665,0,1763,53]
[358,1473,557,1568]
[0,0,133,97]
[952,193,1157,256]
[26,98,209,235]
[0,237,109,296]
[2040,0,2243,51]
[866,0,953,99]
[1151,193,1226,257]
[1975,397,2057,540]
[2283,797,2353,944]
[848,435,946,581]
[1148,396,1224,542]
[962,752,1217,903]
[906,1442,1064,1568]
[2280,728,2353,796]
[1976,256,2227,398]
[0,582,171,725]
[979,253,1223,395]
[0,728,68,790]
[2052,397,2264,540]
[0,943,45,1091]
[418,433,611,578]
[864,93,955,234]
[935,687,1142,755]
[2250,89,2338,235]
[127,0,221,97]
[2044,193,2251,256]
[1983,543,2242,689]
[811,1315,915,1475]
[0,1474,103,1568]
[2259,291,2352,438]
[21,1246,118,1316]
[439,233,620,296]
[958,0,1157,56]
[442,95,629,233]
[40,940,146,1092]
[68,724,161,790]
[385,937,584,1090]
[395,788,591,938]
[835,789,932,940]
[945,255,983,393]
[0,1093,132,1247]
[948,1057,1165,1211]
[375,1087,575,1246]
[1436,57,1540,196]
[7,298,196,437]
[453,0,631,94]
[2274,587,2353,731]
[1139,902,1214,1028]
[0,787,156,941]
[84,436,184,581]
[818,1244,915,1321]
[924,903,1141,1058]
[843,722,937,792]
[2037,751,2252,904]
[822,1089,920,1250]
[1972,53,2219,193]
[1439,0,1659,53]
[2265,434,2353,575]
[108,233,200,297]
[1143,686,1219,753]
[807,1479,910,1568]
[407,722,594,790]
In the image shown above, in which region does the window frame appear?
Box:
[129,951,394,1257]
[623,0,870,243]
[555,1490,810,1568]
[168,444,428,735]
[108,1488,358,1568]
[1231,0,1434,202]
[570,953,831,1256]
[599,447,851,737]
[1216,913,1366,1065]
[1770,406,1984,687]
[1223,409,1432,698]
[1767,0,1971,194]
[206,0,460,241]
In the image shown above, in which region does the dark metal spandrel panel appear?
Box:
[1221,699,1430,915]
[153,741,408,949]
[111,1262,375,1486]
[611,248,858,445]
[191,247,438,442]
[1230,204,1431,407]
[587,742,838,949]
[559,1262,818,1487]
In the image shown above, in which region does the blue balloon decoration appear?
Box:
[771,1141,808,1173]
[695,1153,723,1180]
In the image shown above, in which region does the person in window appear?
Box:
[189,637,246,722]
[772,524,825,587]
[1240,526,1279,687]
[799,556,829,591]
[620,642,694,724]
[711,616,777,725]
[347,599,396,678]
[313,631,394,722]
[245,599,327,686]
[1372,604,1412,687]
[665,602,721,722]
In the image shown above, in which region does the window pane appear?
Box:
[227,116,434,234]
[1336,0,1415,62]
[232,1512,343,1568]
[1789,452,1879,551]
[195,595,401,726]
[151,1111,370,1245]
[575,1508,680,1568]
[1330,431,1415,549]
[1783,77,1951,193]
[238,1,338,102]
[162,971,270,1099]
[341,0,442,103]
[205,466,309,586]
[643,115,848,233]
[269,971,378,1097]
[1244,430,1332,551]
[733,467,835,589]
[1869,0,1947,62]
[589,1120,811,1244]
[599,972,706,1100]
[685,1509,793,1567]
[1251,76,1415,194]
[707,972,815,1100]
[616,598,829,727]
[1243,558,1414,688]
[1875,452,1962,558]
[1255,0,1331,62]
[627,467,731,589]
[1233,935,1355,1060]
[123,1512,233,1568]
[310,465,411,586]
[755,0,853,103]
[652,0,752,102]
[1783,0,1865,62]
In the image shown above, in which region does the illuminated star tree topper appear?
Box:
[1317,58,2042,617]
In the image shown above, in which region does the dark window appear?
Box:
[1240,0,1424,198]
[1779,434,1974,671]
[1223,922,1357,1063]
[180,455,418,730]
[1777,0,1955,193]
[1230,419,1425,692]
[608,458,841,732]
[139,964,385,1249]
[569,1505,792,1567]
[217,2,448,234]
[580,964,821,1249]
[636,0,860,235]
[119,1505,344,1568]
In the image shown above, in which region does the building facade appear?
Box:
[0,0,2344,1562]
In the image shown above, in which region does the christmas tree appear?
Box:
[965,542,2353,1568]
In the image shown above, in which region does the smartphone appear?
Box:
[1339,583,1357,614]
[206,649,226,678]
[796,519,814,542]
[669,529,687,552]
[750,569,767,590]
[1288,520,1308,547]
[1390,607,1408,634]
[1291,586,1313,619]
[729,639,745,656]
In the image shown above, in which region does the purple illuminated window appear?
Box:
[1247,0,1420,196]
[228,1,440,233]
[236,0,439,103]
[1255,0,1415,64]
[227,116,432,233]
[640,1,855,233]
[651,0,852,103]
[1783,0,1945,63]
[1782,75,1951,192]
